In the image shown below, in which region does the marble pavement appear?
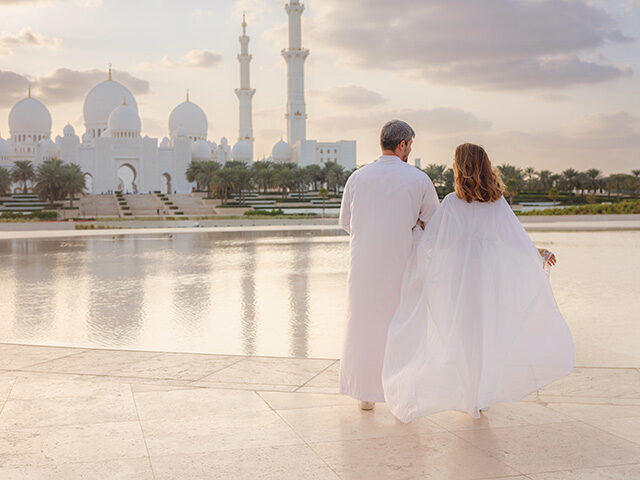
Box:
[1,342,640,479]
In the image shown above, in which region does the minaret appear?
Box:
[282,0,309,146]
[235,12,255,161]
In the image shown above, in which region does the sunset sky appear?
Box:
[1,0,639,173]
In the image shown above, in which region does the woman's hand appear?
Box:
[538,248,557,267]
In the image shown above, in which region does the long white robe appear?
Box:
[338,155,440,402]
[382,192,575,422]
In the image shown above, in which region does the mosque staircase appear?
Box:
[123,194,163,217]
[79,195,119,218]
[166,194,217,216]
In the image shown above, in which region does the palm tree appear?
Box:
[251,161,273,193]
[524,167,536,190]
[34,158,65,207]
[424,164,446,191]
[11,160,36,193]
[303,164,324,191]
[586,168,602,194]
[548,187,559,206]
[229,163,254,205]
[186,160,206,191]
[272,164,295,199]
[606,174,632,201]
[324,163,346,195]
[213,167,235,204]
[504,178,519,206]
[195,161,221,198]
[61,163,86,208]
[497,164,524,190]
[538,170,552,191]
[0,166,11,196]
[561,168,578,195]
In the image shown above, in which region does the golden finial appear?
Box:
[186,89,190,102]
[242,11,247,33]
[122,95,127,105]
[28,84,31,98]
[108,63,112,80]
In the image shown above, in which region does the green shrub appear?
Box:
[244,209,284,216]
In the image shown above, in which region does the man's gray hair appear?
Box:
[380,120,415,151]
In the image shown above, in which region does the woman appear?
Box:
[382,143,575,422]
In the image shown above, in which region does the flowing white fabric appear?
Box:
[382,193,575,422]
[339,155,440,402]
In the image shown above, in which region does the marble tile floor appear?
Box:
[1,343,639,479]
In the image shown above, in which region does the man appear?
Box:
[338,120,440,410]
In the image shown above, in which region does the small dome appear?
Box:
[40,138,59,159]
[82,132,92,143]
[232,140,251,161]
[0,137,12,158]
[169,99,207,140]
[9,96,52,134]
[83,78,138,130]
[160,136,170,148]
[272,140,291,162]
[191,139,211,160]
[107,101,141,134]
[63,123,75,136]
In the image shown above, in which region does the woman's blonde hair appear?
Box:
[454,143,504,203]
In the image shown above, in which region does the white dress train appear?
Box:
[382,193,575,422]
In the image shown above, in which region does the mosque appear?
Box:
[0,0,356,194]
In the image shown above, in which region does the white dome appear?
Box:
[107,102,141,134]
[272,140,291,162]
[175,126,187,138]
[169,100,207,140]
[160,136,170,148]
[191,139,211,160]
[81,132,92,143]
[9,97,52,135]
[232,140,251,161]
[0,137,11,158]
[83,79,138,130]
[40,138,59,159]
[63,123,75,136]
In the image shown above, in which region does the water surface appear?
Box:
[1,229,638,366]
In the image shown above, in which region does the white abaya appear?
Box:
[382,192,575,422]
[339,155,440,402]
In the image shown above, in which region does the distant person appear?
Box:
[381,143,574,422]
[338,120,440,410]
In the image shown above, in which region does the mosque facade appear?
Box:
[0,0,356,195]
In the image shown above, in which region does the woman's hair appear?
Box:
[453,143,504,203]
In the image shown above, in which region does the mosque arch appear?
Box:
[83,173,94,194]
[161,173,172,195]
[117,163,137,193]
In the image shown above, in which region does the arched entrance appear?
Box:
[161,173,172,195]
[83,173,94,194]
[117,163,137,193]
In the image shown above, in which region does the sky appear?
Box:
[0,0,639,174]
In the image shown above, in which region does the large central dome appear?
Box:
[83,78,138,135]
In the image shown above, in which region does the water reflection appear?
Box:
[1,229,638,363]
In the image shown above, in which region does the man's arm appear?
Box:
[417,176,440,229]
[339,176,353,234]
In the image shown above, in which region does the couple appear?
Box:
[338,120,575,423]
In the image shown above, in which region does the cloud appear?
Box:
[0,67,150,107]
[308,0,633,90]
[566,112,639,138]
[141,50,223,70]
[312,107,491,136]
[0,28,61,56]
[0,0,101,5]
[309,85,386,108]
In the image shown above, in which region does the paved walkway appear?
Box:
[1,343,639,479]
